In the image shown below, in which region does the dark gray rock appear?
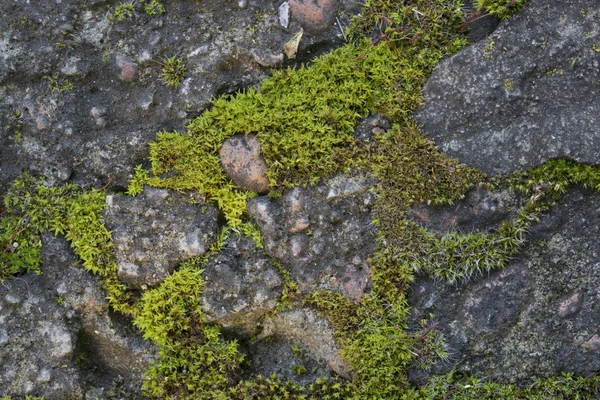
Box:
[40,233,156,399]
[0,273,82,397]
[202,234,283,332]
[409,188,600,384]
[0,0,356,193]
[245,308,349,383]
[247,172,377,301]
[416,0,600,176]
[104,188,219,288]
[406,185,528,235]
[463,0,501,44]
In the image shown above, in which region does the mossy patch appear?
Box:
[475,0,529,20]
[129,0,469,226]
[409,372,600,399]
[1,0,597,397]
[0,174,135,314]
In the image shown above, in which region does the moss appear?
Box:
[474,0,529,20]
[237,221,264,249]
[0,174,135,314]
[1,0,593,397]
[141,0,165,16]
[111,1,135,22]
[44,75,74,93]
[410,372,600,399]
[160,57,186,88]
[132,0,468,227]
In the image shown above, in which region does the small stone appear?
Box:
[36,116,49,130]
[219,134,270,194]
[115,55,138,81]
[327,354,353,379]
[289,0,338,34]
[557,292,582,318]
[582,334,600,352]
[288,216,309,234]
[279,2,290,28]
[90,106,105,119]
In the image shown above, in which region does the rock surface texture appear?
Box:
[416,0,600,175]
[409,188,600,383]
[0,0,357,193]
[0,234,155,398]
[202,234,283,331]
[3,0,600,397]
[247,172,377,300]
[104,188,219,288]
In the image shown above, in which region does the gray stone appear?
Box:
[247,172,377,301]
[416,0,600,176]
[40,233,156,398]
[246,308,350,383]
[202,234,284,332]
[0,274,82,397]
[0,0,356,193]
[104,188,219,288]
[409,188,600,384]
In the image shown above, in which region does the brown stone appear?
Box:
[219,134,270,194]
[326,353,354,379]
[289,0,338,34]
[116,55,138,81]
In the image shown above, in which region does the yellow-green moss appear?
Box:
[0,0,593,398]
[0,174,134,314]
[409,372,600,399]
[131,0,468,227]
[475,0,529,20]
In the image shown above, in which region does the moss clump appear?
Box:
[409,372,600,399]
[112,1,135,22]
[160,57,186,88]
[0,174,134,314]
[238,221,264,249]
[141,0,165,16]
[475,0,529,20]
[132,0,468,226]
[44,75,74,93]
[135,268,245,398]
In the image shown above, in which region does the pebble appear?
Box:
[219,134,270,194]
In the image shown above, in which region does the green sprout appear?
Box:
[112,2,135,22]
[156,57,186,88]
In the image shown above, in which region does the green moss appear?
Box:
[112,1,135,22]
[237,221,265,249]
[2,0,588,397]
[160,57,186,88]
[132,0,468,227]
[0,174,135,314]
[126,164,150,196]
[141,0,165,16]
[44,75,74,93]
[475,0,529,20]
[410,372,600,399]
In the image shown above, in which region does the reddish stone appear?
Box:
[35,115,49,130]
[289,0,338,34]
[288,216,309,234]
[326,354,354,379]
[116,55,138,81]
[557,292,582,318]
[219,134,270,193]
